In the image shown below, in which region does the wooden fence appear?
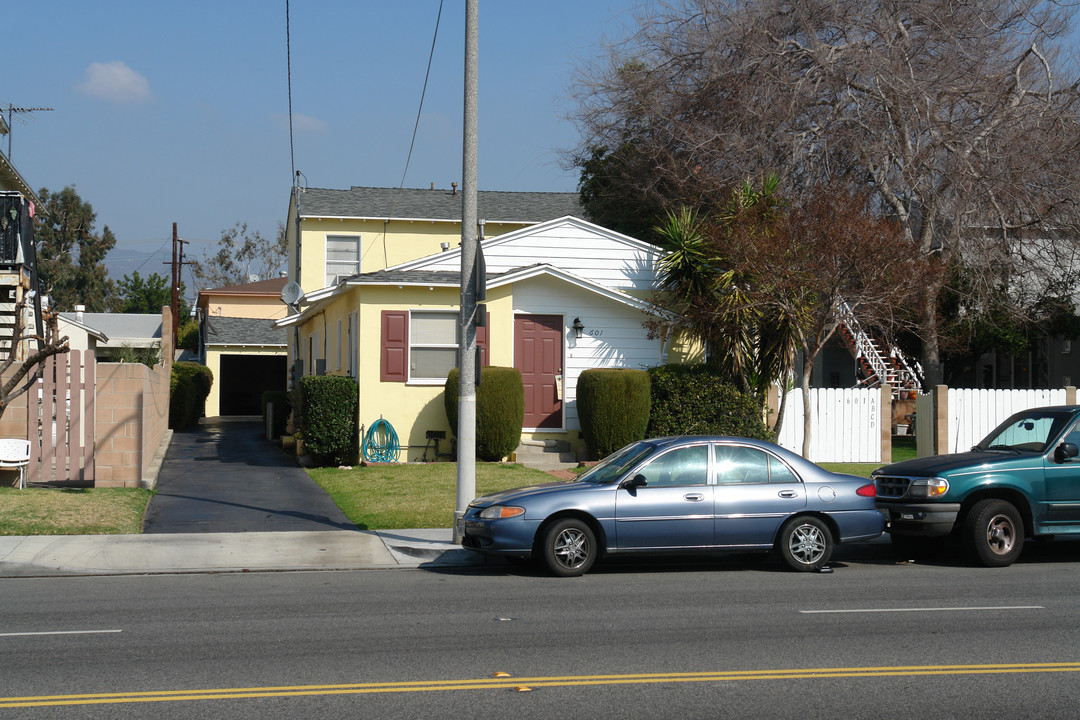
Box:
[916,386,1075,457]
[775,387,888,463]
[26,350,96,484]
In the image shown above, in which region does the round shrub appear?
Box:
[445,366,524,461]
[577,368,651,457]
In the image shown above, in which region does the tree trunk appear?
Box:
[920,288,944,389]
[800,354,814,458]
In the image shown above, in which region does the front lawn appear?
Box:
[307,462,556,529]
[0,487,152,535]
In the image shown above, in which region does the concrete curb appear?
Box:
[0,529,483,578]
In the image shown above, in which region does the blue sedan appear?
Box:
[459,436,883,576]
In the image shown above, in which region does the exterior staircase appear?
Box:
[512,439,579,471]
[837,302,922,397]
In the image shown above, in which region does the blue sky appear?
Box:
[5,1,642,292]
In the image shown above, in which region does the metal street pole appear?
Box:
[454,0,479,541]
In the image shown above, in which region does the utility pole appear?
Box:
[170,223,179,353]
[454,0,479,540]
[165,223,189,353]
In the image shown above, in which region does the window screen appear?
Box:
[410,311,457,381]
[325,235,360,286]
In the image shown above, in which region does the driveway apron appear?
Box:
[143,418,358,533]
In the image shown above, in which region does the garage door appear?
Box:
[219,355,287,416]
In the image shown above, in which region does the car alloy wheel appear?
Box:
[778,516,833,571]
[541,518,597,577]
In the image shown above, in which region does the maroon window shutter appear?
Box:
[381,310,408,382]
[477,311,490,366]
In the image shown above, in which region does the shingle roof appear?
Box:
[297,186,583,223]
[204,276,288,295]
[205,316,287,346]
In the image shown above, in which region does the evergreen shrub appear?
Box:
[444,366,524,461]
[646,364,771,440]
[577,368,651,457]
[298,376,358,466]
[169,362,213,430]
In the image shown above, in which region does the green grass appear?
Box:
[0,487,152,535]
[307,463,557,529]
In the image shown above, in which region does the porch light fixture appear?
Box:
[572,317,585,339]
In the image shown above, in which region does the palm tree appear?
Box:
[653,177,803,434]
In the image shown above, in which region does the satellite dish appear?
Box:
[280,281,304,308]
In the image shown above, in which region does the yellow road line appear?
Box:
[4,663,1080,708]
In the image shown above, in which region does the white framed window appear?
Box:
[325,234,361,287]
[409,310,458,383]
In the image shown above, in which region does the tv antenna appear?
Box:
[2,104,54,161]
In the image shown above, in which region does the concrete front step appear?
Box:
[513,440,578,467]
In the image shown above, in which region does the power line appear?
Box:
[388,0,445,224]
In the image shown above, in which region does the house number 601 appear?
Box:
[587,329,603,337]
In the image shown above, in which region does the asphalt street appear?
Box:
[4,547,1080,718]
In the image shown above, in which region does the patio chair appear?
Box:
[0,439,32,489]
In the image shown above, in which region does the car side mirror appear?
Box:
[1054,442,1079,463]
[621,474,647,490]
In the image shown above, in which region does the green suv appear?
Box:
[872,405,1080,567]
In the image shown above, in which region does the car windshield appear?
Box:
[975,410,1075,453]
[578,441,656,484]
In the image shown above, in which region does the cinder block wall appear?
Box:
[94,362,171,487]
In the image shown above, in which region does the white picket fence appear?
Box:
[776,387,881,463]
[775,385,1074,463]
[929,387,1068,455]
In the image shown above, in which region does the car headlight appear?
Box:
[478,505,525,519]
[908,477,949,499]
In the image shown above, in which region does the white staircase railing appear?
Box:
[837,302,922,394]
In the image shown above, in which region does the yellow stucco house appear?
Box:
[195,276,289,416]
[279,201,682,462]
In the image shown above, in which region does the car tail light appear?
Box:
[856,483,876,498]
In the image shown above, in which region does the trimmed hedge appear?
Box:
[445,366,525,461]
[577,368,651,457]
[298,376,358,466]
[646,364,771,440]
[169,362,213,430]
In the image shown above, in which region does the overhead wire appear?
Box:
[382,0,445,267]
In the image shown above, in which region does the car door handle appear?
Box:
[778,490,799,498]
[683,493,705,502]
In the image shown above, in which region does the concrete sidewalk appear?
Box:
[0,528,494,578]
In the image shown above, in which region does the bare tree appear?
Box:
[0,296,70,421]
[758,189,923,455]
[189,222,287,290]
[573,0,1080,387]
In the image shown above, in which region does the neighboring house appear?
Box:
[196,276,289,416]
[285,185,583,295]
[58,308,163,362]
[0,149,42,360]
[278,215,691,460]
[56,310,108,353]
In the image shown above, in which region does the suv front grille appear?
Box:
[874,475,912,499]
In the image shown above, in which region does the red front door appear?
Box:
[515,314,563,429]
